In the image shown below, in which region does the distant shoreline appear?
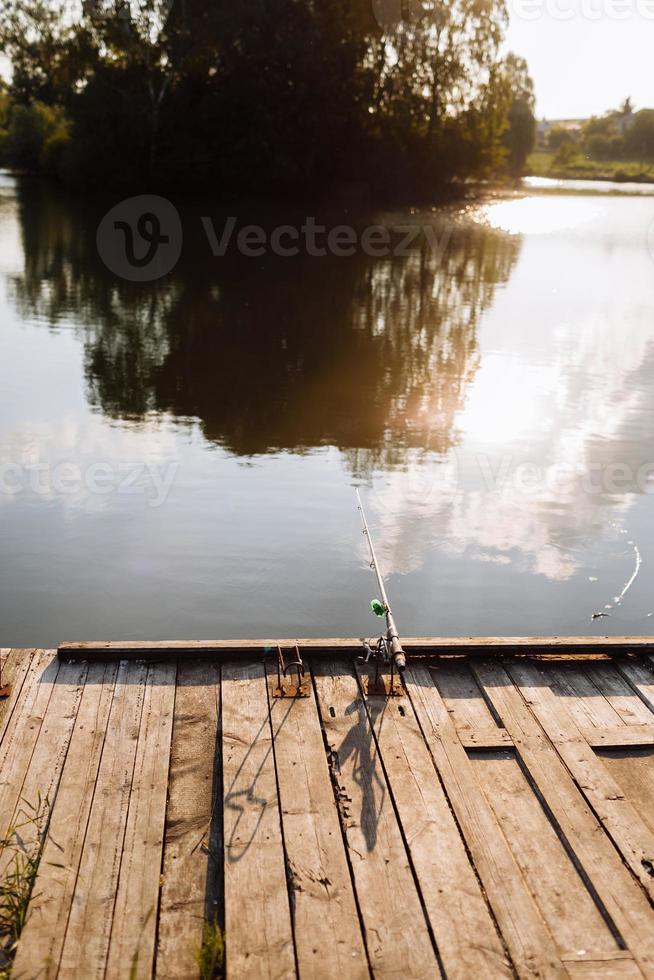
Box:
[527,150,654,186]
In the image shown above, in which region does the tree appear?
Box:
[547,127,574,150]
[624,109,654,163]
[0,0,535,193]
[501,53,536,177]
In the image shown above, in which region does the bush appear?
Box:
[547,127,574,150]
[624,109,654,162]
[553,142,578,166]
[5,102,71,175]
[586,134,615,162]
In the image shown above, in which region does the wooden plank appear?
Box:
[0,657,88,886]
[583,663,654,726]
[58,636,654,660]
[563,951,643,978]
[0,648,36,745]
[221,661,295,980]
[497,660,654,901]
[59,661,148,980]
[12,661,119,980]
[431,660,502,729]
[107,663,177,979]
[547,664,626,730]
[458,729,514,748]
[354,663,512,979]
[405,664,564,980]
[447,726,654,750]
[265,662,368,980]
[594,747,654,839]
[583,726,654,748]
[431,661,513,747]
[467,747,620,957]
[156,662,222,980]
[0,650,60,844]
[312,659,439,979]
[473,659,654,974]
[615,660,654,715]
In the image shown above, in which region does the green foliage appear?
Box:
[0,0,532,193]
[553,142,579,166]
[547,127,574,150]
[5,102,71,174]
[585,133,622,160]
[0,794,50,971]
[624,109,654,162]
[195,920,224,980]
[499,54,536,178]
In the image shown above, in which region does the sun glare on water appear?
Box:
[459,357,554,444]
[481,196,606,236]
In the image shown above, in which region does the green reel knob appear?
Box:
[370,598,386,618]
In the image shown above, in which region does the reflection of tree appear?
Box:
[9,182,520,469]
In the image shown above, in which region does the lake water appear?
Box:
[2,172,654,647]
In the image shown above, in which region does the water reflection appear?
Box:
[3,175,654,645]
[8,182,521,469]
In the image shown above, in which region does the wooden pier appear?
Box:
[3,638,654,978]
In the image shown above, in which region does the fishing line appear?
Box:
[592,526,642,620]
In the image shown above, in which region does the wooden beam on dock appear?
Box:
[58,636,654,661]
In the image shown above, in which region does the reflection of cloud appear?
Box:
[367,195,654,586]
[0,414,183,513]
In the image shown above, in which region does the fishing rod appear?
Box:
[355,489,407,673]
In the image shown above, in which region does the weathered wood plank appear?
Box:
[0,651,60,845]
[107,663,177,979]
[156,662,222,980]
[222,661,295,980]
[474,660,654,974]
[563,951,644,978]
[0,656,87,892]
[405,664,564,980]
[12,661,118,979]
[615,660,654,716]
[431,660,501,731]
[468,747,620,957]
[547,664,626,730]
[355,663,512,979]
[312,659,439,979]
[58,661,148,980]
[583,727,654,748]
[583,663,654,726]
[58,636,654,661]
[594,746,654,840]
[265,661,368,980]
[432,661,514,747]
[498,660,654,902]
[458,729,515,748]
[0,649,36,746]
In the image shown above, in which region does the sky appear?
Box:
[505,10,654,119]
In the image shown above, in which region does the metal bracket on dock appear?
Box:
[359,637,404,698]
[271,644,310,699]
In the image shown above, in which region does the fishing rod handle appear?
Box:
[390,636,407,672]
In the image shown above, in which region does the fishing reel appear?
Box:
[359,634,392,665]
